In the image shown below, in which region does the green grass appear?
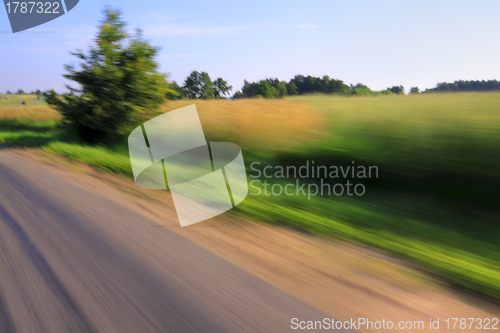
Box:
[1,93,499,300]
[44,142,132,175]
[234,93,500,300]
[295,93,500,180]
[238,184,500,298]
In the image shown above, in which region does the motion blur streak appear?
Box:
[0,151,332,333]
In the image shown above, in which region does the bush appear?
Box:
[47,8,172,143]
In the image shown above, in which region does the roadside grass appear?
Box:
[237,93,500,299]
[239,184,500,299]
[44,142,132,175]
[0,93,499,300]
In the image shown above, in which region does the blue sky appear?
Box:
[1,0,499,94]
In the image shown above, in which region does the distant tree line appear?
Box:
[424,80,500,93]
[2,89,49,99]
[3,89,25,95]
[9,78,500,105]
[231,75,406,98]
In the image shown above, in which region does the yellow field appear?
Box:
[157,99,322,151]
[0,105,60,123]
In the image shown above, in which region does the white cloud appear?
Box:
[297,24,319,28]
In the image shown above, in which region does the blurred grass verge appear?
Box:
[0,93,499,300]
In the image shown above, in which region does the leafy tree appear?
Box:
[166,81,183,100]
[42,89,57,98]
[409,87,420,94]
[321,75,351,94]
[352,84,378,96]
[289,75,306,93]
[16,89,25,94]
[389,85,405,94]
[295,75,321,94]
[256,81,279,98]
[47,8,172,142]
[236,78,292,98]
[213,78,232,99]
[232,90,244,99]
[264,78,287,97]
[289,75,350,95]
[180,72,231,99]
[183,71,215,99]
[6,90,12,94]
[240,80,280,98]
[286,82,298,95]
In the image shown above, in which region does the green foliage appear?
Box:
[233,75,412,99]
[380,85,405,95]
[351,83,379,96]
[46,8,171,142]
[214,77,232,98]
[236,78,294,99]
[409,86,420,94]
[179,71,232,100]
[290,75,351,95]
[166,81,183,100]
[236,75,363,98]
[183,71,215,99]
[389,85,405,94]
[42,89,57,99]
[286,81,298,95]
[238,80,274,98]
[16,89,25,94]
[265,78,288,97]
[425,80,500,93]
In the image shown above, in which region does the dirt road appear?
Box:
[0,152,332,332]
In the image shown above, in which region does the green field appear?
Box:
[0,92,499,300]
[0,94,41,107]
